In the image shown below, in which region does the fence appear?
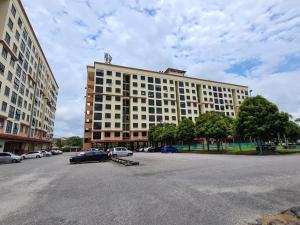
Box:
[174,142,257,151]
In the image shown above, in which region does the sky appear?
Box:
[22,0,300,138]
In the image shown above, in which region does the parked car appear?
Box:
[41,150,52,157]
[161,145,177,153]
[108,147,133,157]
[69,150,109,164]
[22,151,43,159]
[51,149,63,155]
[0,152,22,163]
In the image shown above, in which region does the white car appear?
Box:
[0,152,22,163]
[41,150,52,157]
[109,147,133,157]
[22,151,43,159]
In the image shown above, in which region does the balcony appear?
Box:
[86,96,94,103]
[85,123,92,129]
[86,105,93,111]
[86,87,94,94]
[84,132,92,139]
[85,114,93,120]
[87,80,94,86]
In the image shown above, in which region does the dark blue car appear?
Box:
[161,145,177,153]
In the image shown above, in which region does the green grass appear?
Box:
[178,144,300,155]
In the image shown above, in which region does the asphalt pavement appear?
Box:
[0,152,300,225]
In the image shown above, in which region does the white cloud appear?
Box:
[22,0,300,137]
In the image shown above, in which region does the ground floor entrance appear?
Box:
[0,136,52,154]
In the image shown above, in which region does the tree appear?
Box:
[55,138,63,149]
[65,136,83,148]
[285,121,300,142]
[160,124,177,145]
[177,119,195,150]
[148,123,177,147]
[235,95,289,153]
[195,112,232,151]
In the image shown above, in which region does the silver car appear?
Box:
[0,152,22,163]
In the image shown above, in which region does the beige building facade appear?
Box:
[0,0,58,153]
[84,62,248,150]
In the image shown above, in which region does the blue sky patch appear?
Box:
[225,58,262,76]
[273,54,300,73]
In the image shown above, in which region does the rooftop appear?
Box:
[91,62,248,88]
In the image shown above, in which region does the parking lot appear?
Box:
[1,153,300,225]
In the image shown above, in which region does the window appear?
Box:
[8,106,15,118]
[115,80,121,85]
[13,79,19,91]
[106,87,112,92]
[133,123,138,128]
[11,4,16,17]
[148,77,153,83]
[94,104,102,111]
[156,108,162,114]
[8,18,13,30]
[115,132,121,137]
[105,132,111,138]
[94,113,102,120]
[115,123,121,128]
[148,99,154,106]
[149,107,155,113]
[96,70,104,77]
[105,104,111,110]
[105,123,110,128]
[96,77,103,85]
[93,132,101,139]
[17,96,22,107]
[105,113,111,119]
[18,18,22,28]
[11,91,17,104]
[15,109,21,121]
[4,86,10,97]
[1,101,7,112]
[1,48,8,60]
[5,120,13,134]
[5,33,11,45]
[95,95,103,102]
[0,62,5,75]
[116,72,121,77]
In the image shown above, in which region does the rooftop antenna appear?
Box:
[104,53,112,64]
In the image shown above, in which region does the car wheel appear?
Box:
[36,155,41,158]
[12,159,17,163]
[112,154,117,158]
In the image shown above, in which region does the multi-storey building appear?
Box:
[83,61,248,149]
[0,0,59,153]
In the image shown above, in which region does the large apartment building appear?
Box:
[84,61,248,149]
[0,0,59,154]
